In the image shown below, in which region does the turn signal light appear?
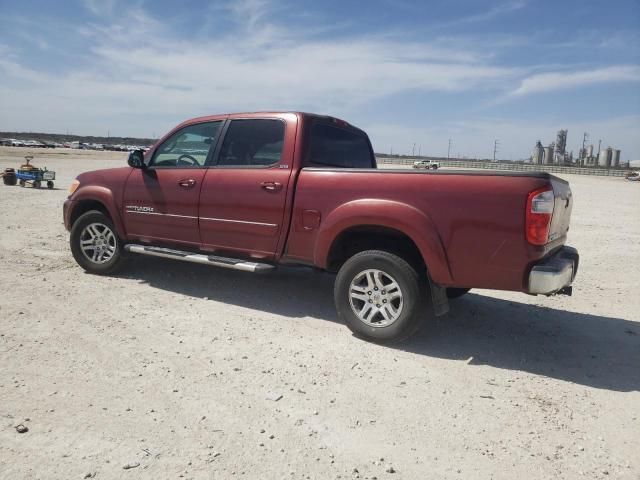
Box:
[68,179,80,195]
[526,187,554,245]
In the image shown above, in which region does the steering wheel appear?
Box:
[177,154,198,166]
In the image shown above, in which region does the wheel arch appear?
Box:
[69,187,126,238]
[316,199,453,284]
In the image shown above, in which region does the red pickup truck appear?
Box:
[64,112,578,343]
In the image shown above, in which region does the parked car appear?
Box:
[413,159,439,170]
[63,112,578,343]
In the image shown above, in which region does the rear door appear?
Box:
[123,120,224,246]
[198,117,296,258]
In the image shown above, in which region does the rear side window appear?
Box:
[217,119,285,167]
[307,123,374,168]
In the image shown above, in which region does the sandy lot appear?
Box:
[1,147,639,480]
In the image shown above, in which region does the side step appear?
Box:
[124,244,275,273]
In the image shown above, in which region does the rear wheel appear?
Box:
[70,210,127,274]
[33,180,41,189]
[335,250,429,343]
[19,179,25,187]
[446,287,471,299]
[47,181,54,189]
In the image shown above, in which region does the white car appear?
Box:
[413,160,439,170]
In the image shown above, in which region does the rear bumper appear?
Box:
[527,246,579,295]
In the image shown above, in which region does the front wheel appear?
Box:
[70,210,127,274]
[334,250,429,343]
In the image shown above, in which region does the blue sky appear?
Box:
[0,0,639,160]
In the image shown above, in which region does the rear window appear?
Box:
[307,123,374,168]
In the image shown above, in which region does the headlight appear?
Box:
[68,179,80,195]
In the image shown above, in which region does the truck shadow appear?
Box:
[120,258,639,392]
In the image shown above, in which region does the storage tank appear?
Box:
[543,145,554,164]
[532,141,544,164]
[612,149,621,167]
[598,148,612,167]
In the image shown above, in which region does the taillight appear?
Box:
[526,187,554,245]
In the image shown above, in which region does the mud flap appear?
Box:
[428,275,449,317]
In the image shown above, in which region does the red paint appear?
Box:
[64,112,575,293]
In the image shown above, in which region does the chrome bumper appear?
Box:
[528,246,579,295]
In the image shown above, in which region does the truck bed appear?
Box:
[284,167,570,292]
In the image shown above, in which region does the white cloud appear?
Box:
[512,66,640,96]
[0,6,518,137]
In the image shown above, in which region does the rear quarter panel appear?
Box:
[286,169,553,291]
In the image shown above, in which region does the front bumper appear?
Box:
[63,198,75,231]
[527,246,579,295]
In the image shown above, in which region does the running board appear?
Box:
[124,244,275,273]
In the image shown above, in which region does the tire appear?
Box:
[334,250,430,343]
[47,181,54,189]
[446,287,471,299]
[3,175,16,186]
[70,210,127,275]
[33,180,41,189]
[19,179,25,187]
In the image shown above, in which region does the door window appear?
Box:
[150,121,223,168]
[217,119,285,167]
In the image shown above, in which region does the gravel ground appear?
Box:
[1,147,639,480]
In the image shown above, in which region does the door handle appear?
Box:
[178,178,196,188]
[261,181,282,192]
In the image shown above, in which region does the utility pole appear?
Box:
[418,145,421,157]
[447,139,452,160]
[412,143,416,157]
[493,139,499,162]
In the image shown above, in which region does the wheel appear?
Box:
[33,180,41,189]
[334,250,430,343]
[47,181,54,189]
[70,210,127,274]
[19,179,26,187]
[3,175,16,186]
[446,288,471,299]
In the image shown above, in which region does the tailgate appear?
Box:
[549,178,573,242]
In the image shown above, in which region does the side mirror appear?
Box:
[127,150,146,168]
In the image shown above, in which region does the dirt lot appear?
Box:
[1,146,639,479]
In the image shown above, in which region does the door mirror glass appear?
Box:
[127,150,146,168]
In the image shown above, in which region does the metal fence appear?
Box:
[376,157,631,177]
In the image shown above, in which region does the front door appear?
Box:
[198,118,295,258]
[123,120,224,247]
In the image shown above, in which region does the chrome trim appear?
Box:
[124,244,274,273]
[199,216,277,228]
[125,209,197,220]
[528,246,578,295]
[124,209,276,227]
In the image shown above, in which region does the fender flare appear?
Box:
[314,199,453,284]
[69,186,126,238]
